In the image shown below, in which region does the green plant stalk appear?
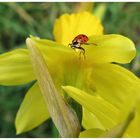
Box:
[75,2,93,12]
[94,4,107,21]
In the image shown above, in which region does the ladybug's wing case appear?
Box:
[81,35,89,44]
[72,34,89,44]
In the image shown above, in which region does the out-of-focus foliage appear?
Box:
[0,2,140,138]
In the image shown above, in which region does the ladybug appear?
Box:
[68,34,97,59]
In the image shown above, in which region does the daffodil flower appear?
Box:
[0,12,140,137]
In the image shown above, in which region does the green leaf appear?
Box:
[94,4,107,21]
[75,2,94,12]
[123,100,140,137]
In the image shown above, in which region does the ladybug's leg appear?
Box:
[78,47,86,59]
[84,43,97,46]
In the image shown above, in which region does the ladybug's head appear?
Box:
[72,40,79,45]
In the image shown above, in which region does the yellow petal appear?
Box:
[15,82,50,134]
[53,12,103,46]
[82,108,105,130]
[85,63,139,109]
[62,86,119,129]
[79,128,105,138]
[84,63,140,134]
[0,49,35,85]
[85,34,136,64]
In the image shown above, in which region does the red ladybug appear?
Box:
[68,34,97,59]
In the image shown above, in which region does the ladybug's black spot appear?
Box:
[82,35,86,37]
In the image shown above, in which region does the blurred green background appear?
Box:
[0,2,140,138]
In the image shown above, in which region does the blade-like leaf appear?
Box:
[26,38,80,138]
[100,109,135,138]
[94,4,107,21]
